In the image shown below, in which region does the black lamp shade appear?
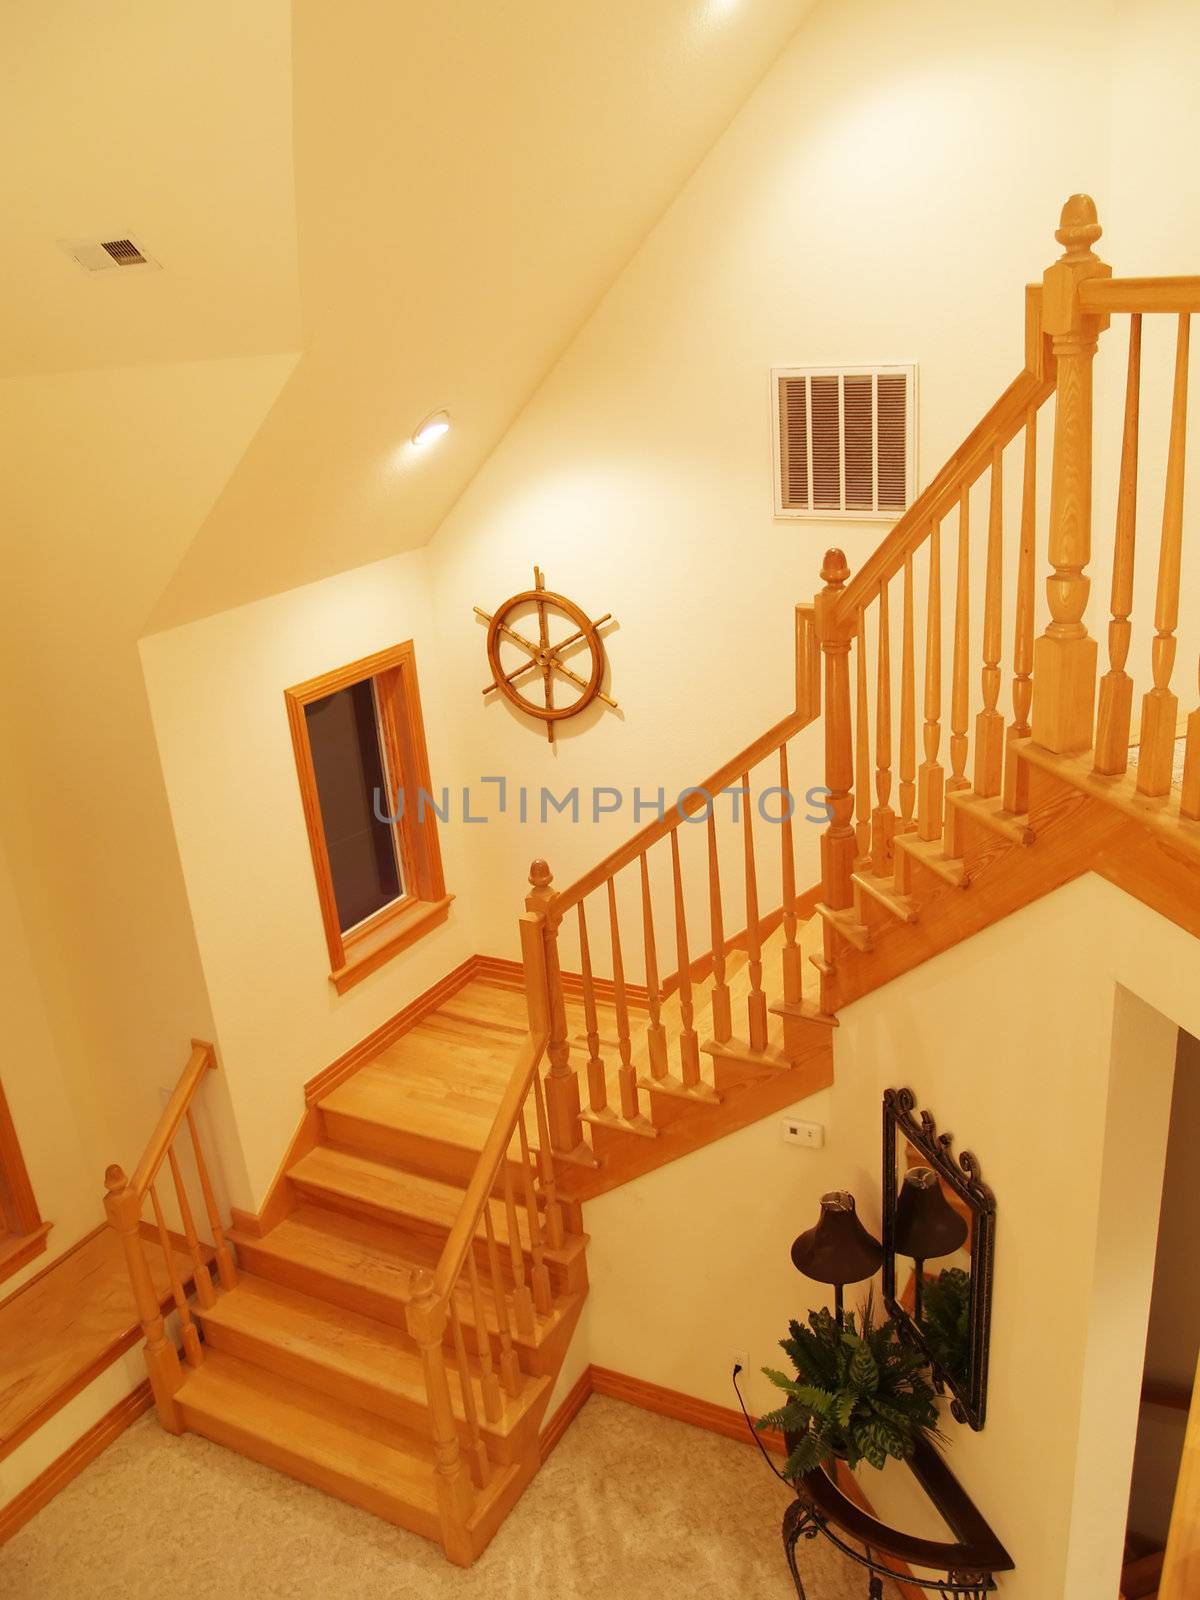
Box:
[791,1190,883,1287]
[894,1166,968,1261]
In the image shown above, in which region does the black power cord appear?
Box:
[732,1361,790,1486]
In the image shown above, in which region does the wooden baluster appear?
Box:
[576,901,608,1117]
[482,1207,521,1397]
[638,852,669,1079]
[186,1108,236,1291]
[1005,408,1039,812]
[872,579,895,873]
[607,876,641,1120]
[406,1274,474,1563]
[464,1250,503,1423]
[918,522,945,842]
[974,443,1005,797]
[529,1070,565,1250]
[706,810,732,1043]
[854,614,871,858]
[167,1145,215,1309]
[148,1180,203,1368]
[948,484,971,797]
[669,831,701,1089]
[779,744,804,1053]
[104,1165,184,1431]
[516,1109,552,1315]
[1137,314,1191,798]
[448,1302,491,1488]
[525,861,583,1157]
[815,549,855,912]
[1032,194,1109,754]
[899,554,916,832]
[1094,316,1142,777]
[1182,667,1200,822]
[741,771,768,1051]
[501,1164,536,1339]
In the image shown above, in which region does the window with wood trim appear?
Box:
[0,1077,51,1285]
[772,364,917,519]
[285,642,451,994]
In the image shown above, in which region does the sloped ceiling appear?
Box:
[148,0,817,629]
[0,0,301,376]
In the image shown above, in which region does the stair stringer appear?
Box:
[818,760,1200,1015]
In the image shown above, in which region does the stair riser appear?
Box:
[231,1237,558,1373]
[320,1107,528,1191]
[177,1401,443,1544]
[288,1178,581,1297]
[197,1318,531,1465]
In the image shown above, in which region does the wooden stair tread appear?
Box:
[230,1205,575,1346]
[815,901,873,952]
[947,787,1035,845]
[852,870,920,923]
[290,1145,586,1265]
[195,1274,543,1436]
[177,1350,440,1524]
[894,832,968,887]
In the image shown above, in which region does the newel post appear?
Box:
[525,860,583,1156]
[815,550,856,911]
[104,1164,184,1433]
[1032,194,1112,754]
[406,1271,474,1564]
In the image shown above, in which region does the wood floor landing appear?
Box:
[0,1224,207,1461]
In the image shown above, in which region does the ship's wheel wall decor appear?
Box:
[476,566,617,743]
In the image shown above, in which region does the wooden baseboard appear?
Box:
[0,1379,153,1545]
[473,955,650,1009]
[543,1365,921,1598]
[539,1367,594,1463]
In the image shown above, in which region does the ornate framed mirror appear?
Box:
[882,1087,996,1430]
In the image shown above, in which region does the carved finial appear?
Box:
[820,548,850,587]
[104,1163,127,1193]
[1055,194,1102,262]
[528,858,553,890]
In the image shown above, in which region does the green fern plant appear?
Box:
[756,1294,941,1481]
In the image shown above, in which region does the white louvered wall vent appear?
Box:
[772,365,917,520]
[58,234,161,274]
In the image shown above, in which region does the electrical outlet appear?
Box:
[731,1348,749,1375]
[781,1117,824,1149]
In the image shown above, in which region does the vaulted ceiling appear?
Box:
[0,0,817,626]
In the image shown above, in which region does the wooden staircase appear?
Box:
[106,196,1200,1584]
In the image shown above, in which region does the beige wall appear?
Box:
[140,550,478,1206]
[553,875,1200,1599]
[0,832,96,1299]
[0,355,296,1226]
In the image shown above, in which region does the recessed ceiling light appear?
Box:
[412,409,451,448]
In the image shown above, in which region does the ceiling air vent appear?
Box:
[58,233,161,274]
[772,364,916,520]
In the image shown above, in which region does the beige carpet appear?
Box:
[0,1395,901,1599]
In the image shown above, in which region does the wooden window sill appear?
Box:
[0,1221,53,1289]
[330,894,454,995]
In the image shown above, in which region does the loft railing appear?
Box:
[103,1040,235,1431]
[808,196,1200,1003]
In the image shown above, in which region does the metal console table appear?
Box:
[782,1436,1014,1598]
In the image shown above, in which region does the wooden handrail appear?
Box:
[430,1029,548,1304]
[836,364,1055,622]
[550,705,814,914]
[1080,276,1200,315]
[130,1040,216,1198]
